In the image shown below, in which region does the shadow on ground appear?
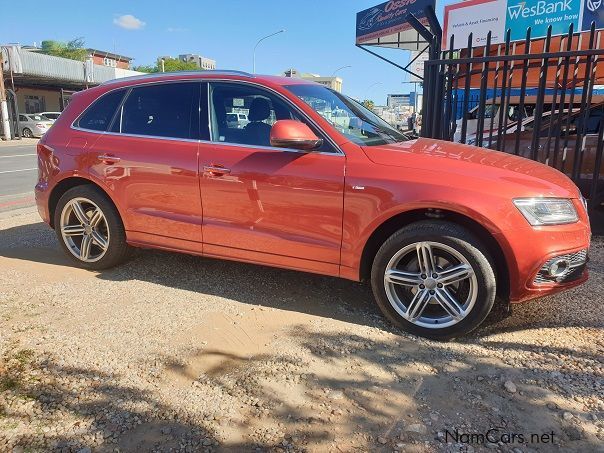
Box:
[1,325,601,451]
[1,220,603,451]
[0,220,602,334]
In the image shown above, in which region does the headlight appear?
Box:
[513,198,578,225]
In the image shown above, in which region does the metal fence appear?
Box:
[420,23,604,219]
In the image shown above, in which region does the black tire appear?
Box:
[53,185,132,270]
[370,220,496,340]
[22,128,33,138]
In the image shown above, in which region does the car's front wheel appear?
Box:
[54,185,132,270]
[371,221,496,340]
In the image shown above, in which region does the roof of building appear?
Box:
[87,49,133,61]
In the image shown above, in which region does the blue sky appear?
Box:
[1,0,448,105]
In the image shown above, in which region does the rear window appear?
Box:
[118,82,199,139]
[77,89,125,131]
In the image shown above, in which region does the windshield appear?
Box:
[285,84,409,146]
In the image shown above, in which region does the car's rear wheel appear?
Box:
[22,128,33,138]
[54,185,132,270]
[371,221,496,340]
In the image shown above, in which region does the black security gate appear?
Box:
[415,21,604,225]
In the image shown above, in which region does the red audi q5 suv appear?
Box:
[35,71,591,339]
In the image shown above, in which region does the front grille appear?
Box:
[533,249,588,284]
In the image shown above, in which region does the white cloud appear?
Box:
[113,14,146,30]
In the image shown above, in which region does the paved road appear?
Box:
[0,140,38,212]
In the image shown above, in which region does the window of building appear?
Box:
[118,82,200,139]
[103,57,117,68]
[76,89,126,131]
[24,95,46,114]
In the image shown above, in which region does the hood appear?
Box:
[361,138,581,198]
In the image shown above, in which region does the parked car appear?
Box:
[18,113,54,138]
[454,96,534,142]
[40,112,62,121]
[226,112,249,128]
[471,105,604,206]
[455,95,604,143]
[466,109,574,146]
[35,71,591,339]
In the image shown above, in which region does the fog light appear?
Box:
[546,259,570,277]
[534,249,588,285]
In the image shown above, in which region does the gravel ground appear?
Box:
[0,208,603,452]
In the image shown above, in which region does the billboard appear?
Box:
[356,0,437,50]
[409,50,429,81]
[506,0,581,41]
[444,0,603,49]
[442,0,508,50]
[582,0,604,31]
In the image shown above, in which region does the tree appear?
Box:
[133,58,199,73]
[133,65,157,74]
[40,38,88,61]
[362,99,375,111]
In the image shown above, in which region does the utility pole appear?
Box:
[0,49,11,141]
[253,29,285,73]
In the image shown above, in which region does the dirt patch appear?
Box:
[1,209,603,452]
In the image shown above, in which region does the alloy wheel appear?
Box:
[383,241,478,329]
[60,197,110,263]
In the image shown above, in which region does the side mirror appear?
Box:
[270,120,323,151]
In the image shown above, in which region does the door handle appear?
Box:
[203,165,231,176]
[98,154,121,164]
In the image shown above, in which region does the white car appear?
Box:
[18,113,54,138]
[226,112,249,129]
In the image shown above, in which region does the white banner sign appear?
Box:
[443,0,508,50]
[410,51,429,82]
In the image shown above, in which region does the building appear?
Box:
[387,92,421,110]
[178,54,216,70]
[88,49,132,69]
[1,45,143,139]
[282,68,343,93]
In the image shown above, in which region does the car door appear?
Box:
[198,81,345,275]
[18,114,29,134]
[87,81,205,250]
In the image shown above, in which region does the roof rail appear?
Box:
[101,69,255,85]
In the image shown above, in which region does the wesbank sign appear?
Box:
[506,0,581,40]
[507,0,574,19]
[443,0,596,49]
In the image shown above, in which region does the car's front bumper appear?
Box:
[499,216,591,303]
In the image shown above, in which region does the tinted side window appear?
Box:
[209,82,333,152]
[120,83,199,139]
[77,89,125,131]
[586,109,603,134]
